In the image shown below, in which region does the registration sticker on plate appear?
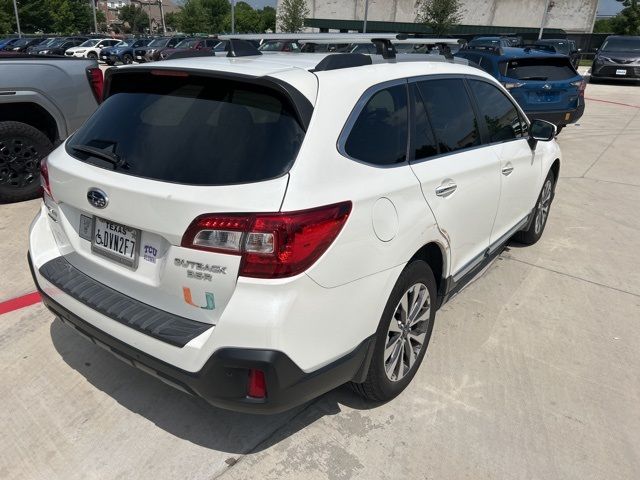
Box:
[616,69,627,76]
[91,217,140,269]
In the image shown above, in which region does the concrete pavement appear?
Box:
[1,80,639,480]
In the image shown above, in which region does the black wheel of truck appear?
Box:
[0,121,53,203]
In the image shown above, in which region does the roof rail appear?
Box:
[219,33,461,46]
[226,38,261,57]
[311,53,372,72]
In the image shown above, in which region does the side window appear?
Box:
[416,79,480,154]
[469,80,525,142]
[410,84,438,160]
[344,84,408,165]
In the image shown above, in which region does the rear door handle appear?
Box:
[435,181,457,197]
[502,163,514,176]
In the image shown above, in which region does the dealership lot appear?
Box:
[1,80,639,479]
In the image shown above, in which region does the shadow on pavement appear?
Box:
[50,318,376,454]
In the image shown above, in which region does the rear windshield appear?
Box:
[66,73,306,186]
[502,57,577,81]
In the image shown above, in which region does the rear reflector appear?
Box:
[40,156,51,198]
[86,67,104,104]
[247,369,266,399]
[182,202,352,279]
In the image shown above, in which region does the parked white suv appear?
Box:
[65,38,120,59]
[29,45,560,413]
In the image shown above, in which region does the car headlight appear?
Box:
[40,50,49,54]
[76,50,85,54]
[12,47,20,50]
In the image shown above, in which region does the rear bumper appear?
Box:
[29,253,375,414]
[525,103,585,126]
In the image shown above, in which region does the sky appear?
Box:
[242,0,277,8]
[597,0,624,16]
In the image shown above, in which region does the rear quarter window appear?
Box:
[66,73,306,186]
[502,57,577,81]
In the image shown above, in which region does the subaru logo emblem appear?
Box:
[87,188,108,209]
[543,84,552,90]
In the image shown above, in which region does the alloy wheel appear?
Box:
[384,283,431,382]
[534,179,553,235]
[0,137,41,188]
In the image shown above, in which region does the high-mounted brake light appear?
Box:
[40,156,51,198]
[181,202,352,279]
[150,69,190,77]
[86,67,103,104]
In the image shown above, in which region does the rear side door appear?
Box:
[467,78,541,245]
[408,77,501,279]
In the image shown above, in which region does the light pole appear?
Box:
[363,0,369,33]
[12,0,21,38]
[91,0,98,33]
[538,0,554,40]
[158,0,166,35]
[231,0,235,34]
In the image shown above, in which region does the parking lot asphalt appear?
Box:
[1,80,639,480]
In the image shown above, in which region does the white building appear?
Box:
[284,0,599,34]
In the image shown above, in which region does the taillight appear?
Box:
[181,202,352,279]
[40,156,51,198]
[571,79,586,97]
[247,369,266,399]
[503,82,524,90]
[86,67,104,104]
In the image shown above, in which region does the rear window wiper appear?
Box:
[70,144,124,169]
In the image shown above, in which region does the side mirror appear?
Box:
[528,119,556,149]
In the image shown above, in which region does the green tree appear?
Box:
[227,1,261,33]
[416,0,463,35]
[277,0,308,33]
[260,5,276,32]
[179,0,208,33]
[119,4,150,33]
[593,18,613,33]
[611,0,640,35]
[0,0,12,34]
[202,0,229,32]
[164,10,181,31]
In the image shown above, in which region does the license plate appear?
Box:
[91,217,140,269]
[616,69,627,76]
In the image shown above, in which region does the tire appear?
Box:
[514,170,556,245]
[0,121,53,203]
[105,60,115,66]
[87,52,98,60]
[122,53,133,64]
[555,125,564,135]
[351,260,437,402]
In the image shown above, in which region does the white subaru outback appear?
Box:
[29,42,560,413]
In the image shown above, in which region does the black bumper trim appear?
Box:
[526,103,585,126]
[37,255,212,348]
[29,253,375,413]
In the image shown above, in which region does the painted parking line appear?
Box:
[0,292,41,315]
[585,97,640,109]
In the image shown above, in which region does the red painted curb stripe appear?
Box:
[0,292,42,315]
[585,97,640,109]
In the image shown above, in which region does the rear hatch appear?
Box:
[500,56,583,112]
[46,69,309,325]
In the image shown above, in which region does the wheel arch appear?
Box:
[408,241,448,304]
[0,101,61,144]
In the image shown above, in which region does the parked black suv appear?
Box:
[591,35,640,83]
